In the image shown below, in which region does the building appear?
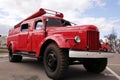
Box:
[0,35,7,48]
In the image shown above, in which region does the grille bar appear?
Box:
[87,31,99,51]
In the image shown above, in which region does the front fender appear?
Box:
[47,34,71,48]
[36,34,71,57]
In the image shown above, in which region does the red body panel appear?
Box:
[7,8,100,57]
[100,42,111,51]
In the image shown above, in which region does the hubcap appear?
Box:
[46,50,57,72]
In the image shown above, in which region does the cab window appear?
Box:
[21,24,29,32]
[35,20,43,29]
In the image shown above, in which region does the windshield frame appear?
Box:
[44,16,73,27]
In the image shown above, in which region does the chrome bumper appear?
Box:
[69,50,115,58]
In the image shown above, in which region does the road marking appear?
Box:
[104,73,114,77]
[106,67,120,80]
[108,64,120,66]
[0,60,8,62]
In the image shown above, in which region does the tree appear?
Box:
[104,29,117,52]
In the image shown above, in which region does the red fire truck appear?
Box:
[100,41,112,52]
[7,8,114,80]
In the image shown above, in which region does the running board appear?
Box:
[13,52,36,57]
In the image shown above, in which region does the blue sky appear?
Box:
[0,0,120,39]
[82,0,120,38]
[85,0,120,18]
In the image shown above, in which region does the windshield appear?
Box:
[46,18,61,27]
[61,19,71,26]
[45,18,72,27]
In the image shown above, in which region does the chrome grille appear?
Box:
[87,31,99,51]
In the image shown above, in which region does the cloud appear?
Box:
[117,0,120,5]
[0,0,43,27]
[0,0,119,38]
[40,0,106,19]
[74,17,120,38]
[0,24,10,35]
[0,0,103,28]
[93,0,106,7]
[0,0,106,26]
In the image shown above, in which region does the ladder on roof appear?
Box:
[14,8,64,28]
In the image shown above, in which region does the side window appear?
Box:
[21,24,29,32]
[35,20,43,30]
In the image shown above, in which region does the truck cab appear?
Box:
[7,8,114,80]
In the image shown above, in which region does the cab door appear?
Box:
[31,20,44,52]
[18,23,29,51]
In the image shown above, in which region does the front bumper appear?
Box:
[69,50,115,58]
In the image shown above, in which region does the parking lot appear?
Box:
[0,53,120,80]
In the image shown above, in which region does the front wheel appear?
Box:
[83,58,107,73]
[44,43,69,80]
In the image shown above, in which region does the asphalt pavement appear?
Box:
[0,53,120,80]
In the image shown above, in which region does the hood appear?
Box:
[47,25,99,33]
[46,25,99,51]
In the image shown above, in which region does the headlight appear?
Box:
[74,36,81,43]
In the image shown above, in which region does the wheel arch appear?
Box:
[39,39,57,57]
[36,35,70,58]
[8,41,16,53]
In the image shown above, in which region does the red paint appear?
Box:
[7,8,100,57]
[100,42,111,52]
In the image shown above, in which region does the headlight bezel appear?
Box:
[74,36,81,43]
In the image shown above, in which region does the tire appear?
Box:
[83,58,107,73]
[9,45,22,62]
[37,57,43,62]
[44,43,69,80]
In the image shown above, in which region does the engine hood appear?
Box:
[46,25,99,51]
[66,25,99,31]
[47,25,99,33]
